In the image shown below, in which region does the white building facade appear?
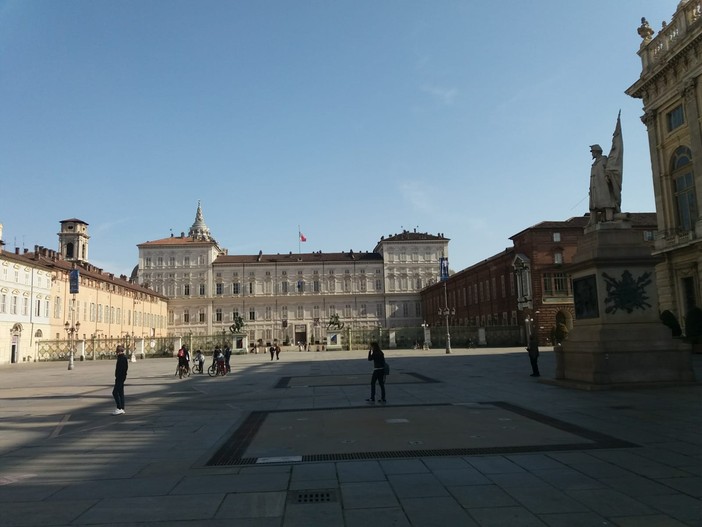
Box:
[0,241,53,364]
[137,204,449,346]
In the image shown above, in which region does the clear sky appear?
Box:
[1,1,676,277]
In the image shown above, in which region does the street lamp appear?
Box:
[439,282,455,354]
[64,320,81,370]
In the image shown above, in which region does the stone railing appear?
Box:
[639,1,702,73]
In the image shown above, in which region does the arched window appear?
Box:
[671,146,697,231]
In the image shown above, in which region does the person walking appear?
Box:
[275,343,281,360]
[366,341,387,404]
[269,344,275,361]
[112,345,128,415]
[527,333,540,377]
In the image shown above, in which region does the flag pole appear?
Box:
[298,225,301,255]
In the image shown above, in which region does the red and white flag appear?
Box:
[299,232,307,242]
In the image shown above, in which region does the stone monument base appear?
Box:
[556,322,694,388]
[560,219,695,389]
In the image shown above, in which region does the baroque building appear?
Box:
[0,220,169,364]
[137,203,449,347]
[626,2,702,325]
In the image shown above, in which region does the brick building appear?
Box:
[422,214,656,346]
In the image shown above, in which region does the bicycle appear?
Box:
[175,363,190,379]
[208,361,227,377]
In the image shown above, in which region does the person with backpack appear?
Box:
[366,341,387,404]
[177,345,189,375]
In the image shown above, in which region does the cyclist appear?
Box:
[193,349,205,373]
[215,347,226,375]
[177,346,190,376]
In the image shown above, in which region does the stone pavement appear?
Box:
[0,347,700,526]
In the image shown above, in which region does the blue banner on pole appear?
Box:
[69,269,80,294]
[439,257,449,281]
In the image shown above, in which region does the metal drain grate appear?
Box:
[289,489,338,504]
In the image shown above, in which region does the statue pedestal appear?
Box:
[559,219,694,388]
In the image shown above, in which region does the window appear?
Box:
[216,283,223,295]
[281,281,289,294]
[672,146,697,231]
[215,308,222,322]
[233,282,240,295]
[643,230,655,241]
[183,309,190,323]
[0,294,5,313]
[543,272,570,296]
[296,305,304,319]
[667,104,685,132]
[199,311,205,323]
[184,284,190,296]
[249,308,256,321]
[314,280,320,292]
[199,284,206,296]
[554,251,563,264]
[265,306,272,320]
[553,232,561,242]
[344,304,352,317]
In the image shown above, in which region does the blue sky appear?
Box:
[1,1,675,277]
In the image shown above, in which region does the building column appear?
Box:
[681,79,702,234]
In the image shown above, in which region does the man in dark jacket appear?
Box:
[527,334,540,377]
[112,345,128,415]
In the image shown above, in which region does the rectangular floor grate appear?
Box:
[289,489,338,504]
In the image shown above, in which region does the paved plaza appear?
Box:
[0,347,700,526]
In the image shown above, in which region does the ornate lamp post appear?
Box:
[64,320,80,370]
[439,282,455,354]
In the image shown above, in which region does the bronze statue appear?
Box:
[589,113,623,225]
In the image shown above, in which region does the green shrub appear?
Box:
[554,323,568,344]
[685,307,702,343]
[660,310,682,337]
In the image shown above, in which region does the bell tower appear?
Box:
[58,219,90,263]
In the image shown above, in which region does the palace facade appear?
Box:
[136,203,449,347]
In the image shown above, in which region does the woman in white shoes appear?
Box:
[112,345,128,415]
[366,341,387,404]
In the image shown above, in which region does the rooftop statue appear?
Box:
[589,113,623,225]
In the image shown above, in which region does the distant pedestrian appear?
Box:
[366,341,387,403]
[269,344,275,361]
[112,345,128,415]
[275,343,281,360]
[527,334,540,377]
